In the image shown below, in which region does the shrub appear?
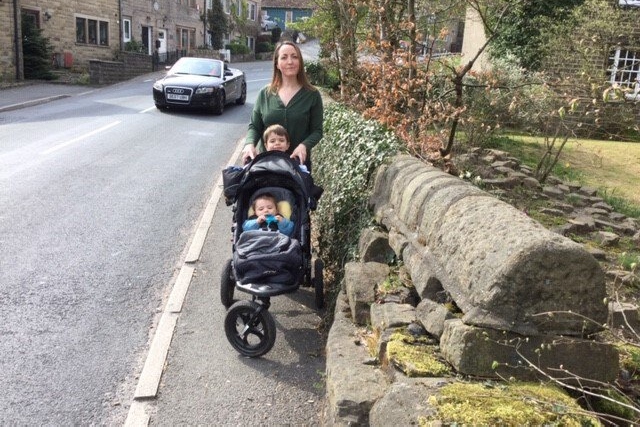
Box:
[226,43,251,55]
[306,61,340,91]
[313,102,402,287]
[256,42,274,54]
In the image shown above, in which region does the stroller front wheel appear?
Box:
[224,300,276,357]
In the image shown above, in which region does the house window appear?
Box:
[123,19,131,42]
[76,16,109,46]
[607,48,640,100]
[285,11,293,24]
[176,27,196,50]
[247,36,255,51]
[248,2,257,21]
[223,0,230,14]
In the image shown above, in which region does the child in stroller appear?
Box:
[220,150,323,357]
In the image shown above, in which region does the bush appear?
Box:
[313,102,402,286]
[124,39,146,53]
[306,61,340,90]
[256,42,274,54]
[226,43,251,55]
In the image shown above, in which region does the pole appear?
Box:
[13,0,24,80]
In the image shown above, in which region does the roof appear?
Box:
[261,0,315,9]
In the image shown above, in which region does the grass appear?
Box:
[486,135,640,212]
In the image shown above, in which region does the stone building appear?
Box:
[0,0,262,82]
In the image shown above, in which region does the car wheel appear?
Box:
[213,91,225,115]
[236,81,247,105]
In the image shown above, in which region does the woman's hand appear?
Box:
[242,144,257,164]
[291,144,307,164]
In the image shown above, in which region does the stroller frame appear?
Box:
[220,151,324,357]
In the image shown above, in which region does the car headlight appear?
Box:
[195,87,215,94]
[153,81,163,91]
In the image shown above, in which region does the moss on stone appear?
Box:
[386,330,450,377]
[420,382,600,426]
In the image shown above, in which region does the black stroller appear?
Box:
[220,151,324,357]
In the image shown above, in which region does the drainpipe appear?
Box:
[118,0,123,51]
[13,0,23,80]
[203,0,207,47]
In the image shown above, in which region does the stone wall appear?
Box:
[325,154,623,425]
[89,52,152,85]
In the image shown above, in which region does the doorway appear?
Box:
[157,29,167,63]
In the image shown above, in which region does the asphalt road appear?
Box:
[0,60,314,424]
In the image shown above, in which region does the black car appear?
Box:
[153,57,247,115]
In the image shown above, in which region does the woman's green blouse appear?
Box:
[245,86,324,154]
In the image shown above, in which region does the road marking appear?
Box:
[40,120,121,155]
[124,136,245,425]
[139,106,156,114]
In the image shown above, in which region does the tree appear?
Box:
[203,0,228,49]
[21,14,54,80]
[488,0,585,70]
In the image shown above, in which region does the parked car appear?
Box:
[262,18,278,31]
[152,57,246,115]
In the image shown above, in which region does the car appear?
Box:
[152,57,246,115]
[262,18,278,31]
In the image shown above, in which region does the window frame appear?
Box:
[75,15,110,46]
[607,48,640,101]
[248,2,257,21]
[123,18,131,42]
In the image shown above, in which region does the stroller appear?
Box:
[220,151,324,357]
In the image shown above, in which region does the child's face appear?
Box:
[265,133,290,152]
[254,197,278,216]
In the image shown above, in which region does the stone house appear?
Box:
[461,0,640,136]
[260,0,313,33]
[0,0,263,82]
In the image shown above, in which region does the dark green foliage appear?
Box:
[489,0,585,70]
[21,14,55,80]
[204,0,228,49]
[271,27,282,44]
[225,43,251,55]
[256,42,274,54]
[305,61,340,90]
[313,103,402,282]
[124,39,145,53]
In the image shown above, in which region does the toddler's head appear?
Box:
[263,124,290,152]
[252,193,278,217]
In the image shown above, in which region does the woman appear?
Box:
[242,41,324,169]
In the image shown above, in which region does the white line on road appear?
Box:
[40,120,122,155]
[139,106,156,114]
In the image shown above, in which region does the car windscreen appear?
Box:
[170,60,221,77]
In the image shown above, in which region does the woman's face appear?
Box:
[276,44,300,79]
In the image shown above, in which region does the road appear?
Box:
[0,56,325,425]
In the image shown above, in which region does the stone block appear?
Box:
[440,320,619,383]
[358,228,395,264]
[370,303,416,330]
[369,378,451,427]
[344,262,389,326]
[326,294,389,426]
[416,298,457,338]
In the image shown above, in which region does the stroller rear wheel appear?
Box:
[220,258,235,309]
[313,258,324,309]
[224,300,276,357]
